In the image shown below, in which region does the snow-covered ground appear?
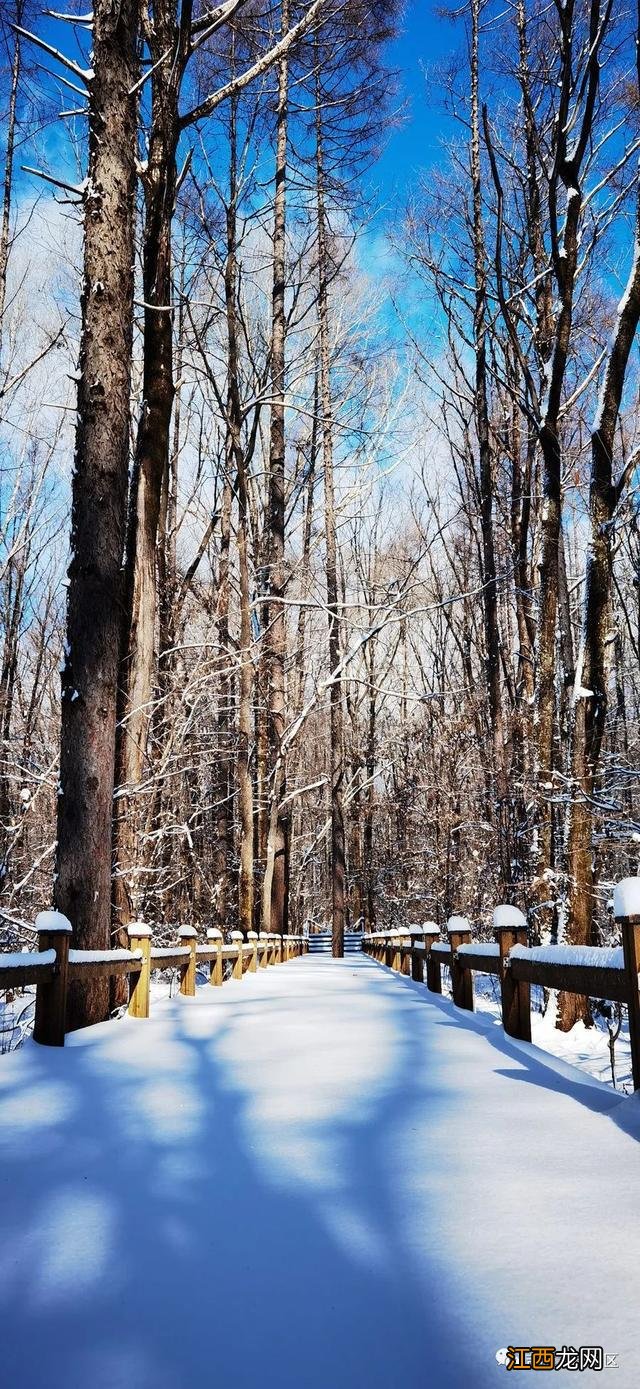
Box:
[464,971,633,1091]
[1,954,640,1387]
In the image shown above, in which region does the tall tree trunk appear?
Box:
[0,0,24,364]
[55,0,139,1028]
[224,90,254,935]
[262,0,290,937]
[213,470,234,929]
[561,180,640,1028]
[470,0,509,888]
[113,1,189,938]
[315,75,345,959]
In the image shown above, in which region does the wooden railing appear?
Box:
[362,879,640,1090]
[0,913,307,1047]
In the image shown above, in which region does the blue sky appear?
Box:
[373,1,459,203]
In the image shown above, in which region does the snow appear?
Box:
[0,948,56,970]
[492,905,526,930]
[456,942,500,959]
[509,943,625,970]
[1,955,640,1386]
[68,949,142,965]
[150,947,190,961]
[446,915,471,933]
[614,878,640,919]
[34,910,72,935]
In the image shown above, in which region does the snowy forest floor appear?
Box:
[2,954,640,1388]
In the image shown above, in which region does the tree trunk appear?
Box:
[262,0,290,937]
[55,0,139,1029]
[315,80,345,959]
[561,183,640,1029]
[0,0,24,364]
[470,0,509,888]
[224,90,254,936]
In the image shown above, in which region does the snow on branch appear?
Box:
[180,0,329,128]
[12,25,93,83]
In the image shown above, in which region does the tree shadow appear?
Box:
[0,960,503,1389]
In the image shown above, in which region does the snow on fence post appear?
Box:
[447,917,473,1011]
[259,931,269,967]
[412,923,439,983]
[247,930,258,972]
[614,879,640,1091]
[178,926,198,996]
[128,922,152,1020]
[207,928,223,986]
[230,931,244,980]
[33,910,72,1047]
[493,906,530,1042]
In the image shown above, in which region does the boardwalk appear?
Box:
[1,954,640,1387]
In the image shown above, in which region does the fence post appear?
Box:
[179,926,198,996]
[207,928,223,986]
[33,910,72,1046]
[268,932,277,966]
[409,928,424,981]
[128,922,152,1019]
[614,880,640,1090]
[259,931,269,967]
[447,916,474,1011]
[230,930,244,980]
[494,905,530,1042]
[400,929,412,976]
[247,930,258,972]
[385,927,397,972]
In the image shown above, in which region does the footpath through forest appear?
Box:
[2,954,640,1387]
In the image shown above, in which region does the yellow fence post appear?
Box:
[179,926,198,996]
[128,921,152,1019]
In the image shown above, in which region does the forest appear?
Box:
[1,0,639,1036]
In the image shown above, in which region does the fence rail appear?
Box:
[0,913,307,1047]
[362,879,640,1090]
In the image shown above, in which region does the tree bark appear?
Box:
[55,0,139,1028]
[113,0,189,939]
[315,75,345,959]
[561,181,640,1028]
[262,0,290,937]
[470,0,509,888]
[0,0,24,364]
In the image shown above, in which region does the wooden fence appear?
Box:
[362,880,640,1090]
[0,915,307,1047]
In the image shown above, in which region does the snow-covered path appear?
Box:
[2,954,640,1388]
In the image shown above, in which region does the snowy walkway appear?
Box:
[2,954,640,1388]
